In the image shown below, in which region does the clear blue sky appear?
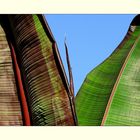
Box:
[45,14,136,95]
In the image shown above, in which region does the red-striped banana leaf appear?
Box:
[75,15,140,126]
[0,15,77,126]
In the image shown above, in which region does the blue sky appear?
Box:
[45,14,136,95]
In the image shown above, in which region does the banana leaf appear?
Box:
[75,15,140,126]
[0,24,23,125]
[0,15,77,126]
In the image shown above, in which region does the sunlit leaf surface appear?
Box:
[76,15,140,126]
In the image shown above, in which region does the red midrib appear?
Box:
[11,44,31,126]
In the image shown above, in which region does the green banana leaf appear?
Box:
[75,15,140,126]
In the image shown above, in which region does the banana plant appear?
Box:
[76,15,140,126]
